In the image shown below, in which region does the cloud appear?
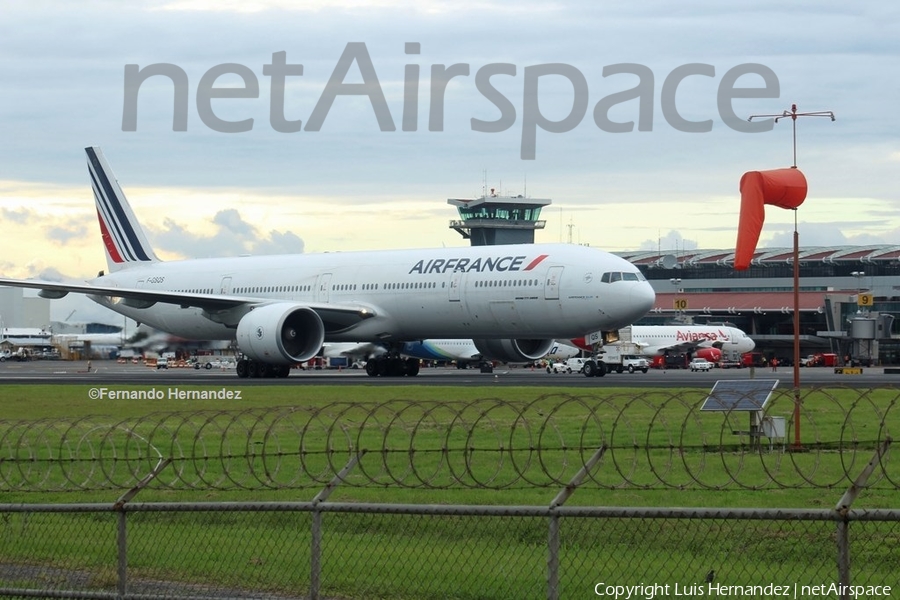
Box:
[154,0,560,15]
[1,208,32,224]
[251,230,305,255]
[762,223,883,248]
[212,209,257,238]
[638,230,699,253]
[150,209,305,258]
[47,224,89,245]
[34,267,70,282]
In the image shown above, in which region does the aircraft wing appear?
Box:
[0,277,376,330]
[646,340,707,355]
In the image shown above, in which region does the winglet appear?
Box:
[734,168,807,271]
[86,146,159,272]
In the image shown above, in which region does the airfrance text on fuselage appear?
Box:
[409,254,546,275]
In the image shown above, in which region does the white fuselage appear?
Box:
[580,324,754,357]
[398,339,482,362]
[92,243,656,343]
[629,325,755,356]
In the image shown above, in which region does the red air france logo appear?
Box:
[96,210,124,264]
[409,254,548,275]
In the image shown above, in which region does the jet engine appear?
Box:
[236,304,325,365]
[472,338,556,363]
[695,347,723,363]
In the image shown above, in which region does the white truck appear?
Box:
[581,342,649,377]
[0,348,31,362]
[598,343,649,374]
[547,358,588,374]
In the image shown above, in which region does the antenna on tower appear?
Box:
[558,207,563,242]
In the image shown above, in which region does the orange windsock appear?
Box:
[734,168,807,270]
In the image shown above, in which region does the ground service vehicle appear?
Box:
[655,353,689,369]
[689,358,713,371]
[565,357,587,373]
[600,343,648,373]
[619,355,650,373]
[741,352,766,368]
[804,353,838,367]
[581,343,650,376]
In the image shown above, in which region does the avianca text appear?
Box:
[675,330,727,342]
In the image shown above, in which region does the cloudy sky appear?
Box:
[1,1,899,323]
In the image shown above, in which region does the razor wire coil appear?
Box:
[0,388,896,492]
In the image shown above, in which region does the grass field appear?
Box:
[1,384,898,598]
[1,383,897,508]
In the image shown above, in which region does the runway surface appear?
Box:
[1,360,897,388]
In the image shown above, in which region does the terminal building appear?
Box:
[618,246,899,366]
[444,193,899,365]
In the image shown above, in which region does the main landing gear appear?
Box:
[581,360,607,377]
[365,355,421,377]
[235,359,291,378]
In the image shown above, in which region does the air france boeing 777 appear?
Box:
[0,147,656,378]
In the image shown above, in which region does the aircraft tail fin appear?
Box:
[86,146,160,272]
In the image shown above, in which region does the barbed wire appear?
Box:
[0,388,895,492]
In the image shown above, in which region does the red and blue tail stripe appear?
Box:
[86,147,158,272]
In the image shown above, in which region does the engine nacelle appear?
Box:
[472,338,556,363]
[236,304,325,365]
[695,347,723,363]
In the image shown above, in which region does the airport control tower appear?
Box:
[448,189,551,246]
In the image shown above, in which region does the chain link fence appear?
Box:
[2,503,898,599]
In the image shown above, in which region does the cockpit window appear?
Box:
[601,271,646,283]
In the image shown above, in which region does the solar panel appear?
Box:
[701,379,779,412]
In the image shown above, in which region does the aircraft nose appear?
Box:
[630,281,656,319]
[607,281,656,329]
